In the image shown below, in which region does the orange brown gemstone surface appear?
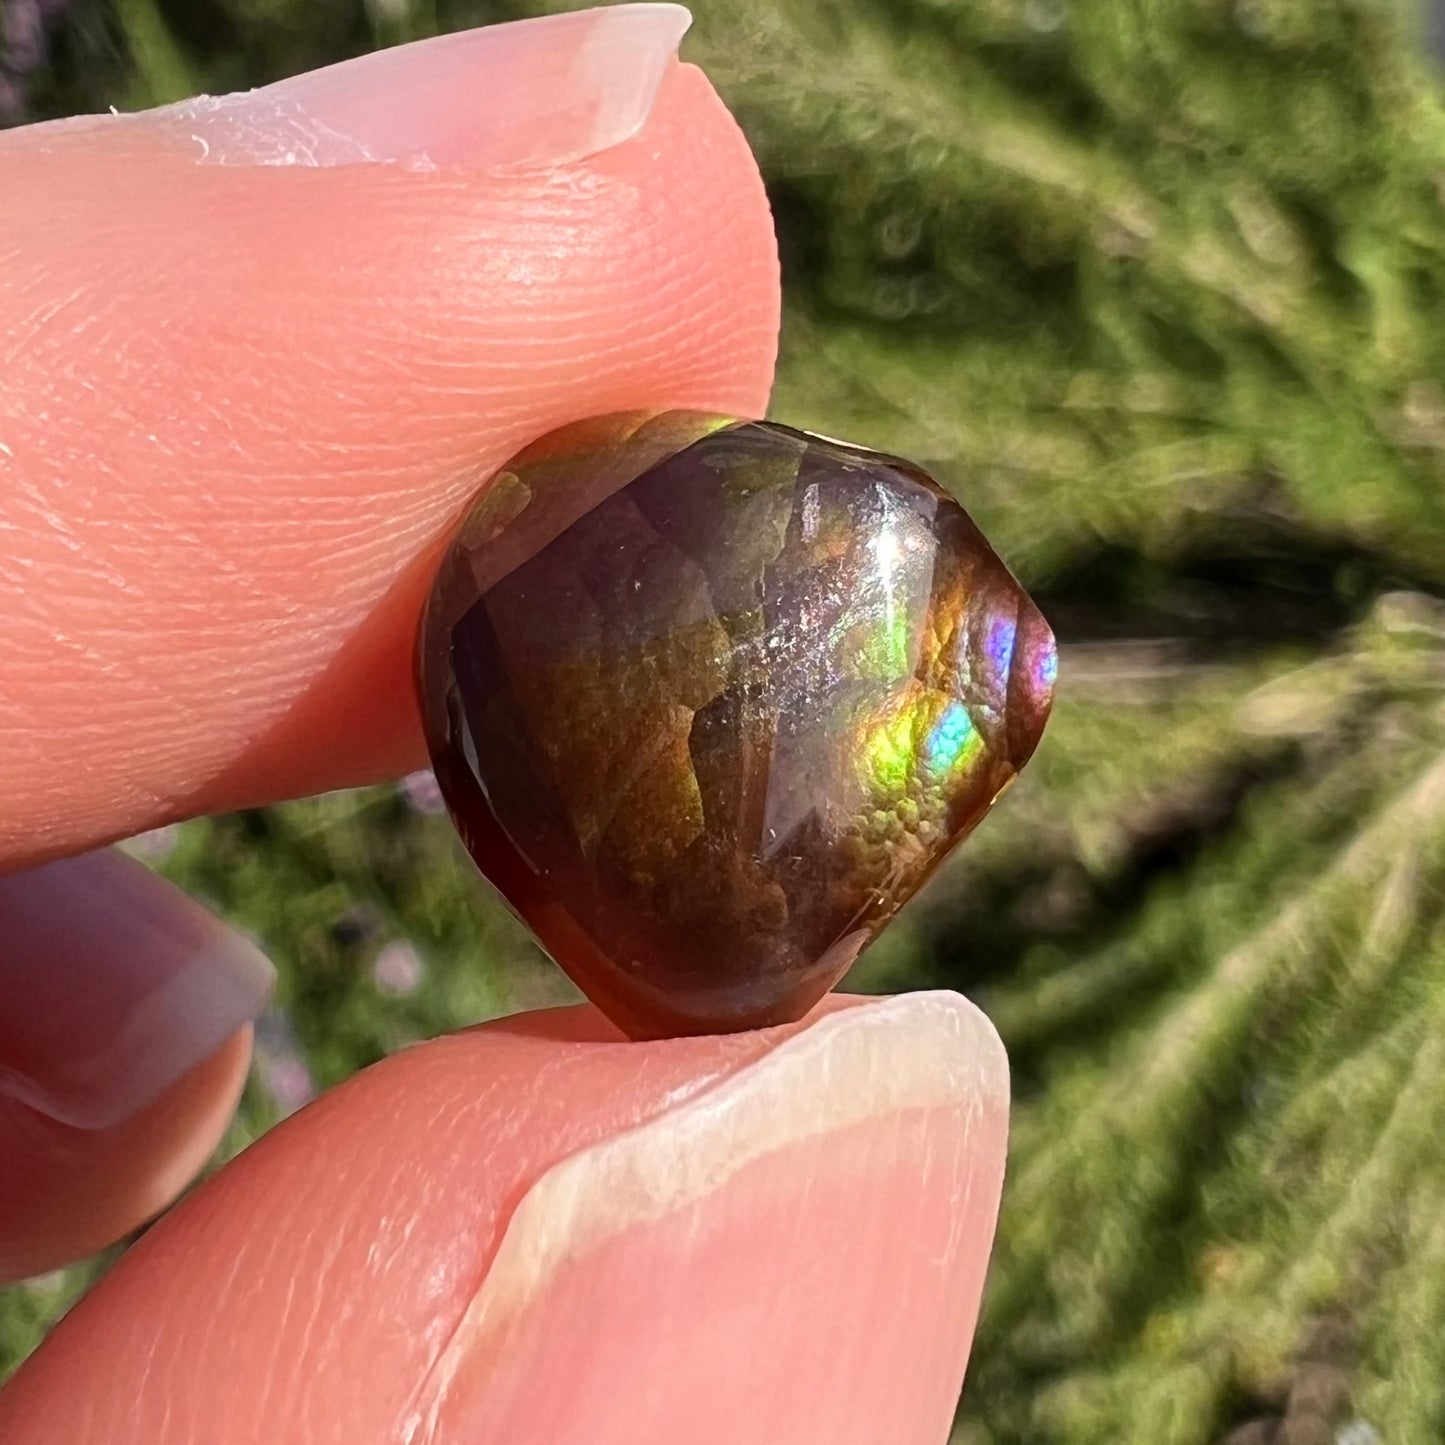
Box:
[418,412,1056,1039]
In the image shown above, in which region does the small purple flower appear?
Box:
[399,769,447,815]
[124,823,182,862]
[1336,1423,1383,1445]
[252,1009,317,1117]
[4,2,44,68]
[0,0,66,123]
[21,1268,67,1299]
[373,940,425,996]
[0,71,26,123]
[260,1056,317,1115]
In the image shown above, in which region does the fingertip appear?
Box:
[0,1027,251,1284]
[417,993,1008,1445]
[0,54,779,864]
[0,996,1006,1443]
[0,849,274,1131]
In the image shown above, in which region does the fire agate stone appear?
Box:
[418,413,1056,1039]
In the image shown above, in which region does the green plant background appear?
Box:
[5,1,1445,1441]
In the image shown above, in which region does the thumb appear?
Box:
[0,3,778,865]
[0,994,1009,1444]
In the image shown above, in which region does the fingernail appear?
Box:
[149,3,690,171]
[415,994,1010,1444]
[0,849,274,1130]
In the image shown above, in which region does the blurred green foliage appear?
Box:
[4,1,1445,1441]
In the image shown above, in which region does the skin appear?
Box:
[0,48,1010,1443]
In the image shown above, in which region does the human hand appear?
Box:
[0,8,1009,1440]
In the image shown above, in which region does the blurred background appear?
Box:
[4,1,1445,1441]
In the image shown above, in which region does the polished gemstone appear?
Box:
[418,412,1056,1038]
